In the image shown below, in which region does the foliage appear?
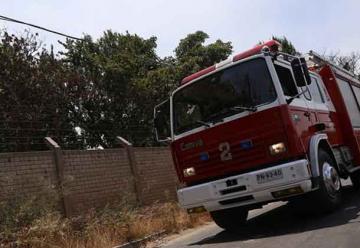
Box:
[0,29,232,151]
[272,35,297,55]
[59,31,161,147]
[0,188,60,244]
[175,31,232,77]
[0,31,85,151]
[327,51,360,77]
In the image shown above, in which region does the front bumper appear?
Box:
[177,159,312,212]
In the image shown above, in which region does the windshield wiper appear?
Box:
[202,105,257,125]
[196,120,211,127]
[230,105,258,112]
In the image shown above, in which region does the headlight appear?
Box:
[183,167,196,177]
[269,142,286,155]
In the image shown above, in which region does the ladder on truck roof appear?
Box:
[306,50,360,84]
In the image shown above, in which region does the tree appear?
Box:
[327,51,360,76]
[272,36,297,55]
[0,31,82,152]
[61,30,233,147]
[175,31,233,80]
[60,31,160,147]
[0,29,233,150]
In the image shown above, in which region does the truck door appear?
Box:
[303,74,337,144]
[274,62,313,146]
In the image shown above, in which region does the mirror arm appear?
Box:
[286,87,309,105]
[158,137,172,145]
[286,97,295,105]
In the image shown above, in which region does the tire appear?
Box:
[311,149,342,212]
[210,207,248,231]
[350,171,360,190]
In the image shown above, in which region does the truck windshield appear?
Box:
[173,58,277,135]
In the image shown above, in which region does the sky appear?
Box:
[1,0,360,58]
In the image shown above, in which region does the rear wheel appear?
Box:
[311,149,342,212]
[210,207,248,231]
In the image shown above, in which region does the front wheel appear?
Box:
[210,207,248,231]
[311,149,342,212]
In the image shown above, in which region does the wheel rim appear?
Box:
[322,162,341,198]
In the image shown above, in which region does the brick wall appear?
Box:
[0,151,57,200]
[0,147,178,215]
[134,147,178,205]
[62,149,137,215]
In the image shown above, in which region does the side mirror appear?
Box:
[291,57,311,87]
[154,99,171,143]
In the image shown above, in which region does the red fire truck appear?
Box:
[154,40,360,230]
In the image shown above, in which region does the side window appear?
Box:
[319,79,331,101]
[308,76,325,103]
[274,64,298,97]
[337,78,360,127]
[351,85,360,106]
[300,85,312,101]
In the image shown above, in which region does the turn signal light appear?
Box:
[269,142,286,155]
[183,167,196,177]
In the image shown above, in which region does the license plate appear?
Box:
[256,169,283,184]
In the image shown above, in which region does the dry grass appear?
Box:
[0,194,210,248]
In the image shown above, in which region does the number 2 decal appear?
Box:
[219,142,232,161]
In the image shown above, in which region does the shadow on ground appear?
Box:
[191,185,360,246]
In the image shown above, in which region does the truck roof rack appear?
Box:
[307,50,357,78]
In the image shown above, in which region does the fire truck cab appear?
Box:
[154,41,360,230]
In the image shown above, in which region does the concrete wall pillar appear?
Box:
[116,136,142,205]
[44,137,71,217]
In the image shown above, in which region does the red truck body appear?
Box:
[172,105,300,184]
[154,40,360,229]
